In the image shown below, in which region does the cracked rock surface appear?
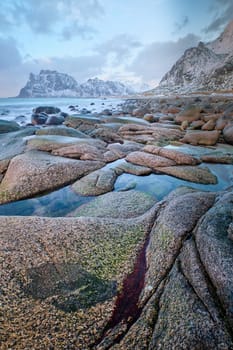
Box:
[0,187,233,349]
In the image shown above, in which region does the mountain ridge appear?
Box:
[18,70,135,98]
[151,20,233,94]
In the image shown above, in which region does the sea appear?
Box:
[0,97,124,125]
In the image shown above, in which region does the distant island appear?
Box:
[17,70,136,98]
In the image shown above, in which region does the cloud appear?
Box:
[96,34,142,62]
[173,16,189,33]
[0,0,104,39]
[129,34,200,84]
[0,33,107,96]
[0,37,22,70]
[204,0,233,33]
[61,22,97,40]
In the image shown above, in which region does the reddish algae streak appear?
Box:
[103,234,150,334]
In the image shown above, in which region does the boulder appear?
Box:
[180,130,220,146]
[35,126,89,138]
[33,106,61,114]
[143,114,159,123]
[201,154,233,164]
[201,119,216,131]
[69,190,156,218]
[175,105,202,123]
[215,114,233,130]
[0,119,20,133]
[126,151,176,169]
[154,165,217,184]
[31,113,48,125]
[45,115,65,125]
[52,144,104,161]
[89,127,123,143]
[72,168,117,196]
[189,120,205,129]
[116,160,152,176]
[0,127,37,162]
[223,124,233,145]
[26,135,105,152]
[64,115,102,131]
[143,145,200,165]
[0,150,104,203]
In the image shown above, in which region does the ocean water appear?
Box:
[0,97,124,124]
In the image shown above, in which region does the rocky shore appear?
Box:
[0,94,233,349]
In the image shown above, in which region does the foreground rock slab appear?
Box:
[0,208,156,350]
[0,150,104,203]
[100,188,233,350]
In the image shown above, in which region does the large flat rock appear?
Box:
[69,190,156,219]
[0,150,104,203]
[0,207,157,349]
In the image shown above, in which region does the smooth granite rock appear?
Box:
[72,168,117,196]
[69,190,156,219]
[154,165,218,184]
[0,150,104,203]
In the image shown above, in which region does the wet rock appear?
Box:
[143,145,200,165]
[132,107,150,116]
[70,190,156,219]
[89,127,123,143]
[201,154,233,164]
[215,114,233,130]
[35,126,89,138]
[126,151,176,169]
[45,114,65,125]
[180,130,220,146]
[0,127,37,162]
[175,105,202,123]
[33,106,61,114]
[31,113,48,125]
[64,115,102,130]
[116,159,152,176]
[52,143,104,161]
[0,150,104,203]
[106,141,143,157]
[223,124,233,145]
[15,115,27,124]
[0,119,20,133]
[189,120,205,129]
[150,126,184,144]
[143,114,159,123]
[26,135,95,152]
[201,119,216,131]
[72,168,117,196]
[154,165,217,184]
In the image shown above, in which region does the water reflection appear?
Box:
[0,186,92,217]
[0,163,232,217]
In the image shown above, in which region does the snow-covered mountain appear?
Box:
[18,70,135,97]
[153,20,233,93]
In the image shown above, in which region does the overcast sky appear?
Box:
[0,0,232,97]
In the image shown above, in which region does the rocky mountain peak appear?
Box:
[153,20,233,93]
[207,20,233,55]
[17,71,134,98]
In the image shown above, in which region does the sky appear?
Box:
[0,0,233,97]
